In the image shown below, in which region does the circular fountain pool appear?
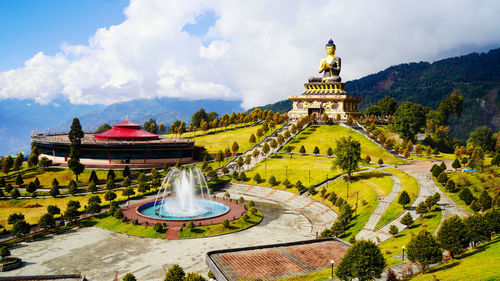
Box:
[137,199,230,221]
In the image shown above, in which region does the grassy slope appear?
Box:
[16,168,126,188]
[355,170,394,196]
[410,237,500,281]
[164,122,256,138]
[379,208,442,266]
[179,210,263,239]
[234,156,343,194]
[191,123,283,154]
[283,125,404,164]
[375,168,419,230]
[311,171,381,240]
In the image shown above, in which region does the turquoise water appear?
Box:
[138,199,229,220]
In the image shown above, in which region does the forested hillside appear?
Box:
[256,47,500,140]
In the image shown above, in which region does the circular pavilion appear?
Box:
[31,119,194,169]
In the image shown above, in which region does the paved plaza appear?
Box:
[1,195,311,280]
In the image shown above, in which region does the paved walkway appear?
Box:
[356,172,401,242]
[1,192,312,280]
[224,182,337,236]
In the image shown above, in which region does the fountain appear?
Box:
[136,166,230,221]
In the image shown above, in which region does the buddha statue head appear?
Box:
[326,39,336,56]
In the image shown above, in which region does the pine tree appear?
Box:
[407,230,442,273]
[68,118,85,181]
[464,213,491,248]
[123,165,131,178]
[398,190,411,208]
[299,145,306,154]
[452,158,461,171]
[459,187,474,205]
[445,179,456,192]
[335,240,386,281]
[401,213,414,227]
[437,215,470,258]
[15,173,24,186]
[478,190,492,211]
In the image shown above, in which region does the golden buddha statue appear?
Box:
[309,38,341,83]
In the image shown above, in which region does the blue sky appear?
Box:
[0,0,499,109]
[0,0,128,71]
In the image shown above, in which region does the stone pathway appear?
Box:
[224,182,337,236]
[356,172,401,242]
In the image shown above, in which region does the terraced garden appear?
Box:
[282,125,405,164]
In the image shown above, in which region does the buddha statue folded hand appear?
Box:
[309,38,342,83]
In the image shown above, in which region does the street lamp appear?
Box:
[330,259,335,279]
[402,246,406,261]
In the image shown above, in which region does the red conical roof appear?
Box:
[94,119,159,141]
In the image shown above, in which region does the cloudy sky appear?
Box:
[1,0,499,109]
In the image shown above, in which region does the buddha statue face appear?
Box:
[326,45,335,56]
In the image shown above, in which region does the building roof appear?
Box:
[94,119,159,141]
[206,238,350,281]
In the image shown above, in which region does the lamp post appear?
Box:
[330,259,335,280]
[402,246,405,261]
[285,166,288,180]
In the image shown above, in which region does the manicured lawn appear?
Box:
[234,157,343,194]
[355,170,394,196]
[378,208,442,266]
[375,168,420,230]
[18,167,127,188]
[0,164,30,177]
[204,157,234,170]
[189,123,283,154]
[282,125,405,164]
[164,122,256,138]
[410,237,500,281]
[86,215,165,238]
[311,171,380,240]
[178,209,263,238]
[0,187,146,228]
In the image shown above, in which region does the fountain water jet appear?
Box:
[137,166,229,221]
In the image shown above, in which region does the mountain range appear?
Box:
[1,47,499,155]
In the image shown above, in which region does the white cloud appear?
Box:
[1,0,500,109]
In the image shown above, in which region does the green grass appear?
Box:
[235,157,343,194]
[187,123,283,154]
[178,209,263,238]
[282,125,405,164]
[378,208,442,266]
[311,171,380,240]
[205,157,234,170]
[355,170,394,196]
[85,215,165,238]
[164,122,257,138]
[410,237,500,281]
[435,166,500,213]
[375,168,420,230]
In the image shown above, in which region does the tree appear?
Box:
[38,213,56,229]
[0,246,10,260]
[398,190,411,208]
[416,202,428,218]
[479,190,492,211]
[313,146,320,155]
[95,123,112,134]
[68,118,85,181]
[437,171,448,184]
[11,188,20,199]
[122,187,135,199]
[407,230,442,273]
[268,175,277,186]
[12,220,31,237]
[253,173,262,183]
[389,225,399,236]
[63,206,79,223]
[4,183,12,193]
[114,208,124,219]
[191,108,209,128]
[335,240,385,281]
[401,213,414,227]
[333,137,361,180]
[123,273,137,281]
[459,187,474,205]
[470,200,481,212]
[378,96,398,116]
[445,179,456,192]
[452,158,461,171]
[394,101,426,141]
[464,214,491,248]
[38,156,52,170]
[467,126,495,151]
[26,181,37,194]
[68,180,78,195]
[1,155,13,174]
[231,141,239,155]
[15,173,23,187]
[365,105,382,116]
[13,152,24,171]
[222,219,229,228]
[244,154,251,167]
[277,134,284,145]
[249,133,256,144]
[106,178,115,190]
[158,123,166,133]
[27,148,39,168]
[8,213,25,225]
[105,191,117,202]
[238,172,247,181]
[187,221,195,231]
[153,222,164,233]
[164,264,185,281]
[437,215,470,258]
[50,186,60,198]
[299,145,306,154]
[327,147,333,156]
[491,153,500,166]
[47,205,61,215]
[236,156,244,171]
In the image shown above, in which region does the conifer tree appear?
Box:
[407,230,442,273]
